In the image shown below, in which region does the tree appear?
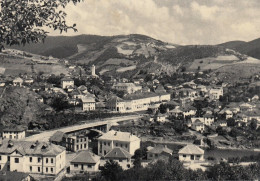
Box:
[101,160,123,181]
[250,119,258,130]
[0,0,81,50]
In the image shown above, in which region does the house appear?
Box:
[112,83,142,94]
[208,87,223,100]
[178,144,204,162]
[97,130,140,156]
[2,126,26,140]
[147,145,172,161]
[66,134,89,152]
[191,115,214,126]
[0,140,66,175]
[169,107,183,117]
[0,171,33,181]
[24,78,34,84]
[106,96,126,113]
[104,147,132,170]
[70,151,100,173]
[191,120,205,132]
[155,114,166,122]
[82,97,96,111]
[50,131,88,152]
[216,120,227,127]
[13,77,23,87]
[0,80,6,87]
[61,77,74,89]
[239,102,255,111]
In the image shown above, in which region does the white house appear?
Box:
[2,127,26,140]
[104,147,132,170]
[208,87,223,100]
[70,151,100,173]
[61,77,74,89]
[13,77,23,87]
[178,144,204,162]
[0,140,66,175]
[97,130,140,156]
[82,97,96,111]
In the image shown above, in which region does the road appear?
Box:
[23,115,142,142]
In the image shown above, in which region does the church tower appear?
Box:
[91,64,96,76]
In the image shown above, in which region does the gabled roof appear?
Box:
[13,77,23,83]
[147,145,173,154]
[104,147,131,159]
[178,144,204,155]
[61,77,74,81]
[98,130,140,142]
[82,97,95,103]
[49,131,66,143]
[3,126,26,132]
[71,151,100,164]
[0,171,31,181]
[0,140,65,156]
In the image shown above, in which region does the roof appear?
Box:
[71,151,100,164]
[3,126,26,132]
[98,130,140,142]
[61,77,74,81]
[82,97,95,103]
[13,77,23,83]
[0,140,65,156]
[113,82,136,87]
[104,147,131,159]
[147,145,173,154]
[0,171,31,181]
[178,144,204,155]
[49,131,66,143]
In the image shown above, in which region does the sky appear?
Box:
[48,0,260,45]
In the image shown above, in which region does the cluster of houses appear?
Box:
[0,125,205,177]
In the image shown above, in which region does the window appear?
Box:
[74,164,78,168]
[80,144,82,149]
[51,158,53,163]
[30,166,32,172]
[88,165,92,168]
[38,167,40,172]
[104,142,106,146]
[0,165,1,170]
[46,167,48,172]
[38,157,41,163]
[30,157,32,162]
[46,158,48,163]
[15,158,19,163]
[84,138,87,141]
[108,142,110,146]
[116,143,118,147]
[0,156,1,160]
[125,144,128,148]
[120,144,123,147]
[183,155,186,157]
[84,144,87,148]
[104,150,107,155]
[7,156,10,161]
[51,168,53,173]
[76,145,79,150]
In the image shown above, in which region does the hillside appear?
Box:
[218,41,246,50]
[10,34,260,81]
[219,38,260,59]
[0,86,48,127]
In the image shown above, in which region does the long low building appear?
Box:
[106,92,171,113]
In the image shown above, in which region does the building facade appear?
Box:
[0,140,66,175]
[97,130,140,156]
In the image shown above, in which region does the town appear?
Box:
[0,48,260,180]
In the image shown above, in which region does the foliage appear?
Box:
[100,160,123,181]
[50,96,71,111]
[0,0,81,50]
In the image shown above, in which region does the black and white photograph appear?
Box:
[0,0,260,180]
